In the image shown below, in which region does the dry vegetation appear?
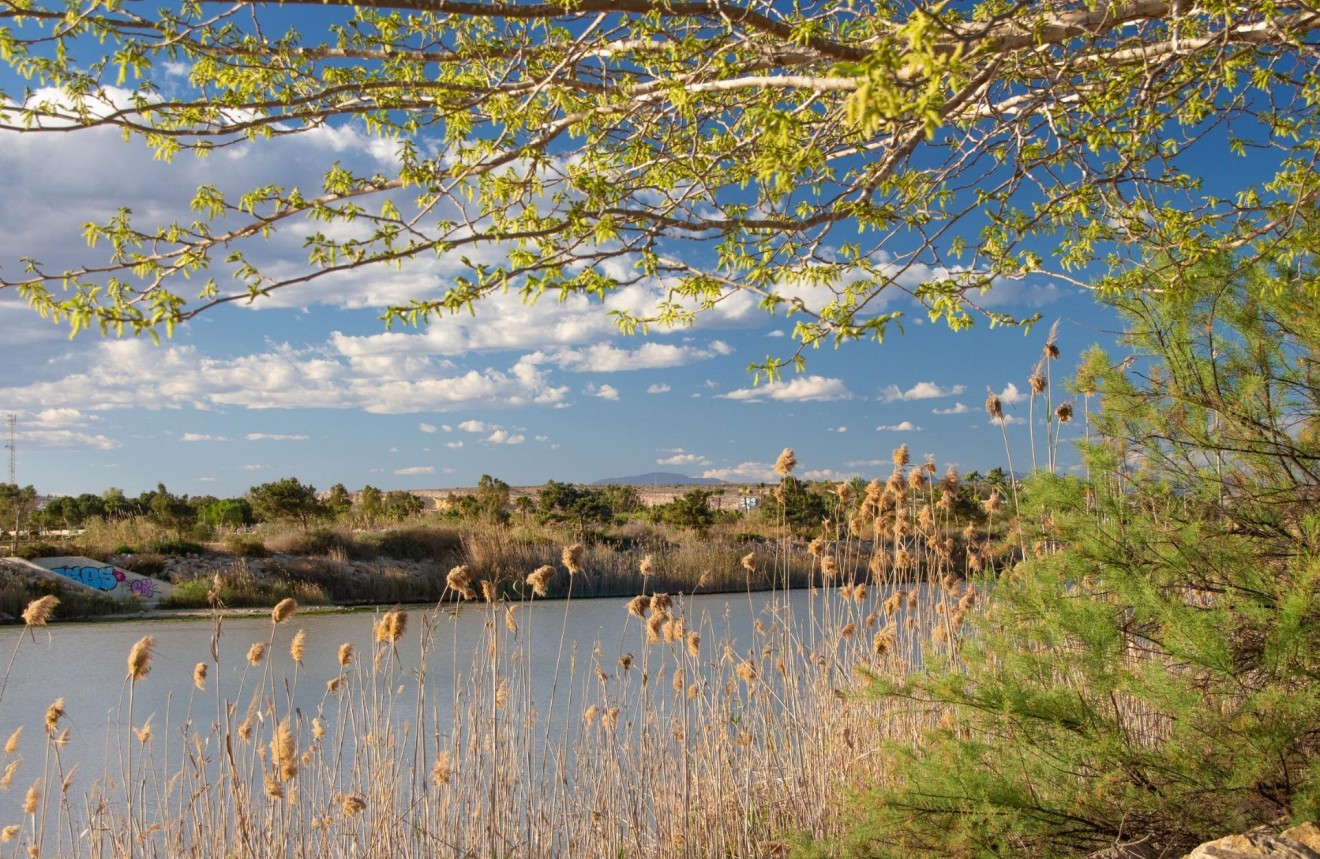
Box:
[0,448,999,858]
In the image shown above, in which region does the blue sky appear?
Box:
[0,85,1120,499]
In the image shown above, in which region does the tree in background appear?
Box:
[3,4,1320,374]
[537,481,614,539]
[196,498,253,531]
[357,486,384,526]
[757,476,829,537]
[846,256,1320,857]
[651,488,718,534]
[381,490,426,522]
[248,478,325,530]
[322,484,353,520]
[0,484,38,551]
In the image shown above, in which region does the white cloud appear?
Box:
[803,468,859,481]
[658,452,711,467]
[646,383,671,394]
[394,466,435,475]
[485,430,526,445]
[418,422,438,433]
[721,375,852,403]
[444,441,464,449]
[535,340,733,373]
[881,381,965,402]
[180,433,230,442]
[702,462,780,483]
[932,402,969,415]
[996,382,1028,405]
[246,433,310,441]
[585,383,620,401]
[876,421,921,432]
[22,429,119,450]
[458,421,491,433]
[239,464,265,471]
[830,426,847,433]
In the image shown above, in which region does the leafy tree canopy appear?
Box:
[248,477,325,528]
[4,2,1319,372]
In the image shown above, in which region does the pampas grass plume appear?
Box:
[562,544,585,575]
[272,598,297,624]
[526,565,554,597]
[774,447,797,476]
[44,699,64,736]
[193,662,207,691]
[290,629,306,664]
[127,635,154,681]
[338,643,353,667]
[21,595,58,627]
[246,642,266,666]
[374,610,407,644]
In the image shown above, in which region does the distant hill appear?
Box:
[594,472,725,486]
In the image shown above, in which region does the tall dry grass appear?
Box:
[0,449,994,859]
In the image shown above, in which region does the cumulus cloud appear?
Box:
[444,441,464,449]
[932,403,969,415]
[394,466,435,475]
[996,382,1028,405]
[418,422,438,433]
[646,383,671,394]
[458,421,491,432]
[535,340,733,373]
[0,339,570,418]
[720,375,852,403]
[701,462,779,482]
[485,430,526,445]
[876,421,921,432]
[881,381,965,402]
[658,452,711,467]
[585,382,620,401]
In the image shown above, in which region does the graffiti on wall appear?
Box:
[50,565,156,599]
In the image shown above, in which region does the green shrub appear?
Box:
[224,536,270,558]
[843,259,1320,858]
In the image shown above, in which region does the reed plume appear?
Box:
[3,726,19,755]
[374,610,407,644]
[193,662,207,691]
[127,636,154,681]
[338,643,353,667]
[21,595,58,627]
[526,565,554,597]
[271,598,297,624]
[290,629,306,664]
[446,565,476,600]
[774,447,798,476]
[44,699,64,736]
[271,718,298,781]
[246,643,266,666]
[562,543,585,575]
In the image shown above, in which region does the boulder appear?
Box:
[1183,823,1320,859]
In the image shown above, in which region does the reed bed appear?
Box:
[0,450,995,859]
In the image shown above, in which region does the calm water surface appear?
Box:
[0,587,855,824]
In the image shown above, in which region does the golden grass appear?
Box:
[0,449,998,859]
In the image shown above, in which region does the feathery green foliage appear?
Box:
[840,257,1320,858]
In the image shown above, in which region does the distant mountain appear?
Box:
[594,472,725,486]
